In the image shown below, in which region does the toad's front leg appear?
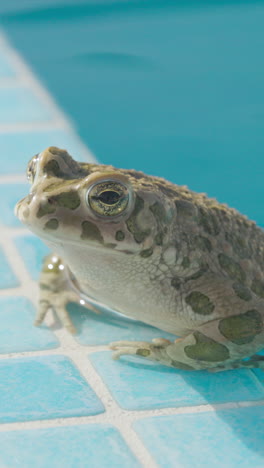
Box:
[35,254,100,334]
[110,313,264,371]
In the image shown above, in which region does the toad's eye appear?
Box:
[27,154,39,183]
[87,180,130,217]
[96,190,121,205]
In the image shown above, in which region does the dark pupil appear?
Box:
[97,190,121,205]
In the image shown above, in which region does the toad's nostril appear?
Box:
[47,197,55,205]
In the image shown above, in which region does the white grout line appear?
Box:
[0,399,264,434]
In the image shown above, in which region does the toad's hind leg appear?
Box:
[35,254,100,334]
[110,310,264,371]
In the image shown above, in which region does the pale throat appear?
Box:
[45,239,137,298]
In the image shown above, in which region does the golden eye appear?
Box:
[27,154,39,183]
[87,180,130,217]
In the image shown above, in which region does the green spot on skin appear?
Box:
[251,278,264,298]
[51,191,81,210]
[44,218,59,230]
[185,291,215,315]
[36,202,56,218]
[126,195,150,243]
[134,230,151,243]
[140,248,153,258]
[149,202,170,247]
[218,253,246,283]
[181,257,190,269]
[43,159,62,178]
[136,348,151,357]
[171,277,181,289]
[49,147,69,158]
[219,309,263,345]
[225,232,250,259]
[154,232,163,246]
[185,331,230,362]
[43,155,84,180]
[175,200,196,217]
[232,282,252,301]
[194,235,212,252]
[115,230,125,241]
[149,201,167,223]
[198,207,220,235]
[81,221,104,243]
[44,180,77,192]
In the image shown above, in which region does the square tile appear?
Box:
[0,182,27,227]
[134,407,264,468]
[15,234,49,280]
[69,302,177,346]
[0,355,104,422]
[90,351,264,410]
[0,424,140,468]
[0,245,19,288]
[0,129,94,175]
[0,296,59,353]
[0,86,54,123]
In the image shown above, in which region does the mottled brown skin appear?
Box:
[15,147,264,371]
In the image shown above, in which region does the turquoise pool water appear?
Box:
[1,0,264,224]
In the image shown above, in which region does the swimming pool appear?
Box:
[1,2,264,467]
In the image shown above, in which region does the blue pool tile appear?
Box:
[90,352,264,410]
[0,245,19,288]
[0,129,94,175]
[0,86,54,124]
[134,406,264,468]
[0,51,17,77]
[15,234,49,280]
[0,296,59,353]
[0,424,140,468]
[69,302,177,345]
[0,355,104,422]
[0,183,27,227]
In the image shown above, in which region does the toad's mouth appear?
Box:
[15,196,143,256]
[15,206,139,256]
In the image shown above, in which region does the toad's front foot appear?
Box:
[35,291,80,334]
[35,254,100,334]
